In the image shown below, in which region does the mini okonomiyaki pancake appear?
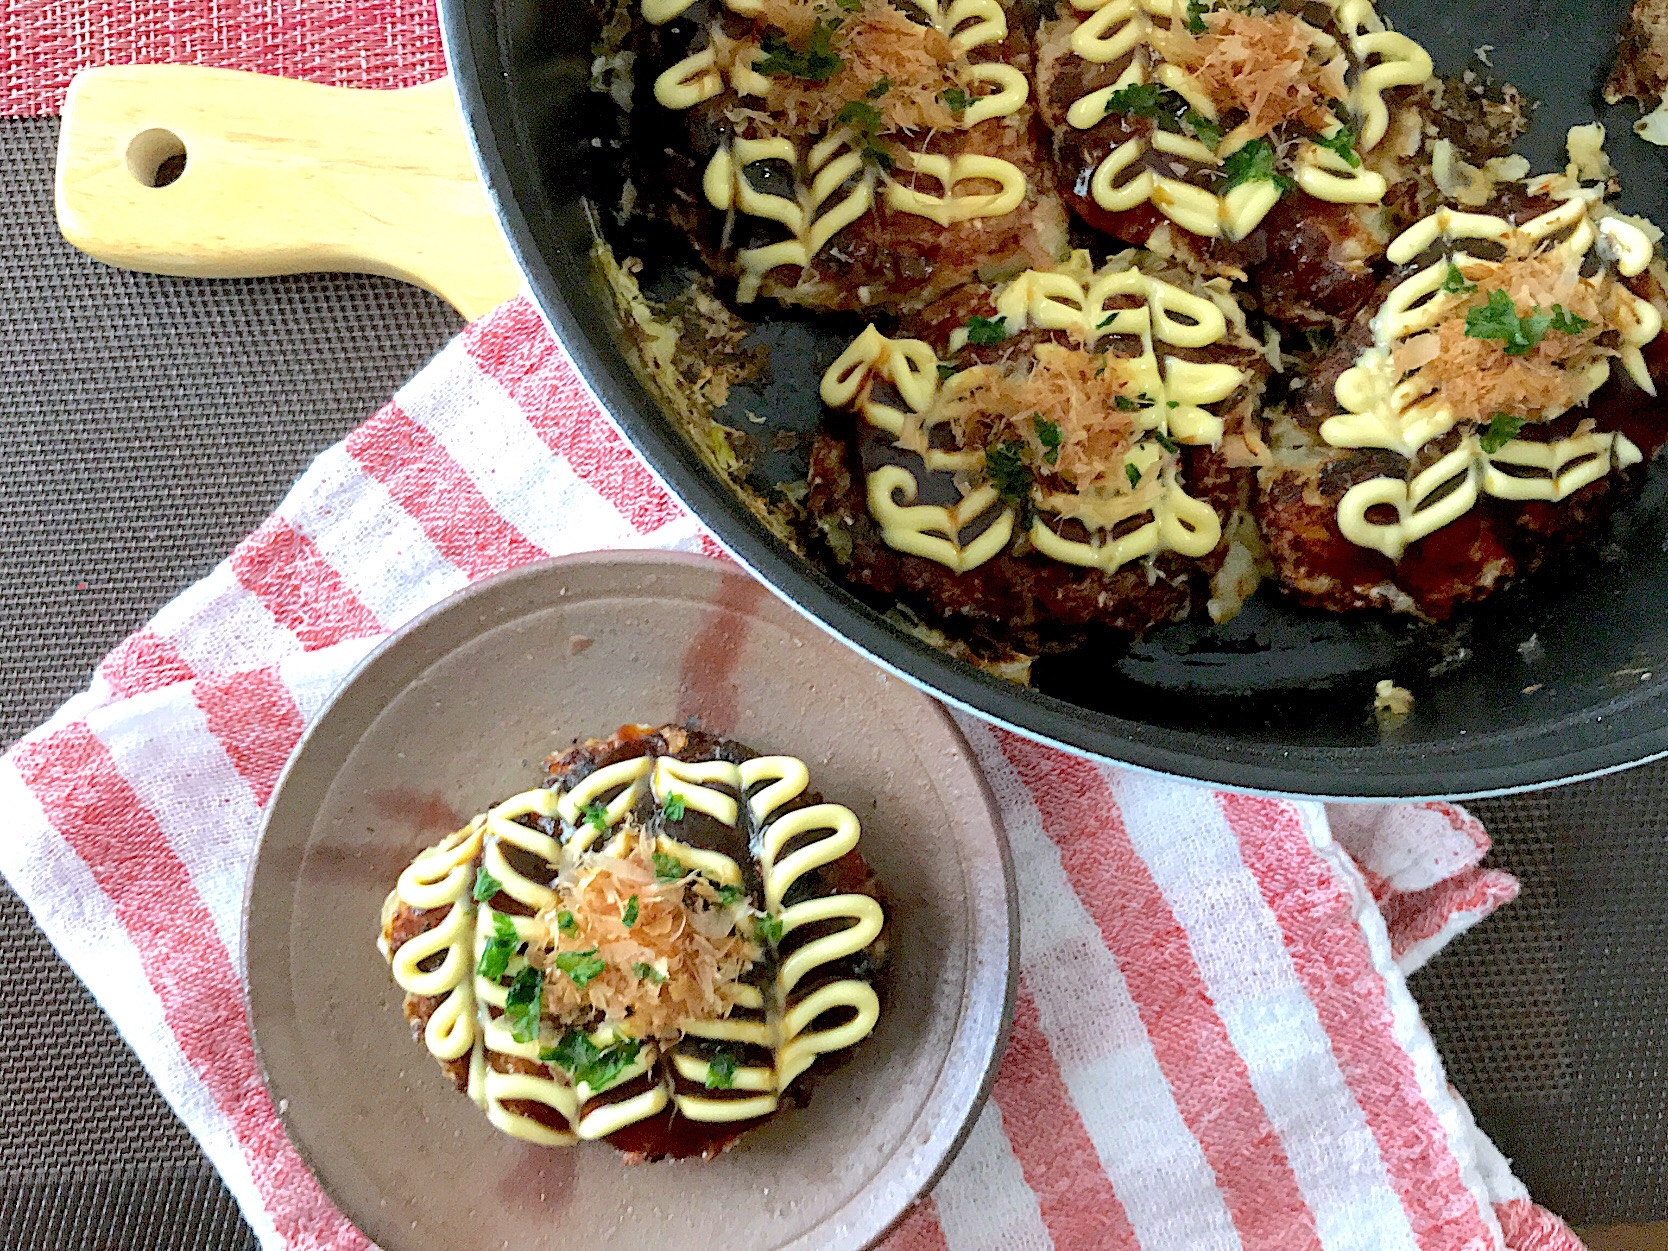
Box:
[1255,135,1668,620]
[805,248,1271,652]
[379,724,887,1161]
[628,0,1068,310]
[1031,0,1434,325]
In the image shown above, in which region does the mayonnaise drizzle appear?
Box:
[383,747,885,1148]
[1058,0,1429,239]
[819,254,1250,574]
[1322,180,1663,561]
[702,134,1030,300]
[642,0,1036,300]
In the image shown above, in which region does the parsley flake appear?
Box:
[835,0,863,11]
[472,866,502,902]
[754,913,785,945]
[837,99,882,130]
[1442,263,1477,295]
[1184,108,1222,147]
[634,961,668,984]
[1465,289,1553,356]
[1478,412,1527,454]
[1166,400,1180,409]
[1550,304,1591,336]
[653,851,686,881]
[705,1049,740,1089]
[866,76,891,98]
[554,947,606,988]
[942,85,971,117]
[1312,125,1361,168]
[1149,428,1180,454]
[542,1030,598,1072]
[1220,139,1294,193]
[1185,0,1209,32]
[715,882,745,906]
[662,791,687,821]
[477,912,519,981]
[621,895,639,927]
[543,1030,643,1091]
[1033,414,1063,465]
[1103,82,1165,118]
[504,964,543,1043]
[984,440,1031,506]
[582,800,608,833]
[756,21,843,82]
[835,99,894,169]
[556,909,577,934]
[1103,81,1217,145]
[964,314,1007,345]
[1115,394,1140,411]
[1125,462,1143,490]
[937,362,957,381]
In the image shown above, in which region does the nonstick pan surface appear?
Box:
[440,0,1668,797]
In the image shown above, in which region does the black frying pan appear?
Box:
[438,0,1668,797]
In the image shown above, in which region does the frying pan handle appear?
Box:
[54,65,521,321]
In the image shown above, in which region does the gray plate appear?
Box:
[244,550,1016,1251]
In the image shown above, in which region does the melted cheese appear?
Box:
[1321,182,1663,560]
[383,748,885,1148]
[1058,0,1431,240]
[820,256,1251,575]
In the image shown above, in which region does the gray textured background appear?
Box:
[1,110,1665,1248]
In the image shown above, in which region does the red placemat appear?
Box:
[1,0,444,116]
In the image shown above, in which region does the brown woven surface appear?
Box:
[1,107,1666,1246]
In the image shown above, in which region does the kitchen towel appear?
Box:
[0,294,1579,1251]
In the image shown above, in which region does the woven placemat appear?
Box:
[0,115,461,1251]
[1,109,1664,1247]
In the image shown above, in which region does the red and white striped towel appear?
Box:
[1,1,447,116]
[0,297,1577,1251]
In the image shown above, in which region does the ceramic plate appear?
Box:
[244,550,1015,1251]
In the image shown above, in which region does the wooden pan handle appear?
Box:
[54,65,522,321]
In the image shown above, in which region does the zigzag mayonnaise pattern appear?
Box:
[821,255,1250,573]
[1056,0,1430,240]
[1322,189,1662,560]
[648,0,1034,299]
[384,746,884,1147]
